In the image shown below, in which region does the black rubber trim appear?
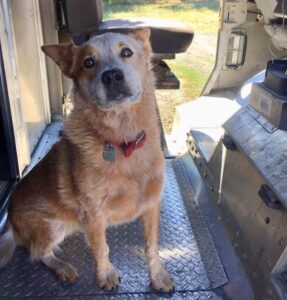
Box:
[0,42,18,181]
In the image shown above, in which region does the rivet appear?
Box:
[242,252,248,260]
[233,240,238,248]
[210,185,214,191]
[267,288,272,296]
[267,260,271,267]
[203,172,207,178]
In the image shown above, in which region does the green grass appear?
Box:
[168,60,208,98]
[104,1,219,133]
[156,61,209,132]
[104,2,219,32]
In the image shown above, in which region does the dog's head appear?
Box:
[42,29,151,111]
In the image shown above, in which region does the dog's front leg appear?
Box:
[84,217,120,291]
[141,179,174,293]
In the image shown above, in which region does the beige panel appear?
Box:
[0,0,30,174]
[9,0,50,155]
[39,0,63,118]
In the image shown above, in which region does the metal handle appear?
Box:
[222,134,237,151]
[258,184,283,210]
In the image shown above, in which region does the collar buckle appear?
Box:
[135,130,146,149]
[119,130,146,157]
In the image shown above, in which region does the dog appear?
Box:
[0,28,174,293]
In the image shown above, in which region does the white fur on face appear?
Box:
[83,33,145,111]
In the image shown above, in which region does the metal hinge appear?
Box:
[222,133,237,151]
[258,184,283,210]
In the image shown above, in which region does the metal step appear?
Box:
[0,158,227,299]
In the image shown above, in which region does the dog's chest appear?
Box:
[79,148,150,189]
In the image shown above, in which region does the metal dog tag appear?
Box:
[103,143,115,161]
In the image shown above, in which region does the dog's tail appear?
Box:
[0,222,17,268]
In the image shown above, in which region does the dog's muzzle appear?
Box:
[101,68,131,101]
[101,68,124,85]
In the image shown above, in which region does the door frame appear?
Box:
[0,0,51,175]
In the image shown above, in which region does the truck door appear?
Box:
[0,0,51,174]
[8,0,51,155]
[0,0,51,222]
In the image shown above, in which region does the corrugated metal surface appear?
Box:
[0,157,227,298]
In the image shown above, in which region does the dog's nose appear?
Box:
[101,68,124,85]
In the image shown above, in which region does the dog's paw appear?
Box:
[96,264,120,291]
[151,266,174,294]
[56,262,79,283]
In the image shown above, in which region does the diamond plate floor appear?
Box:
[0,159,227,299]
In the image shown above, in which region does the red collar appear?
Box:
[117,130,146,157]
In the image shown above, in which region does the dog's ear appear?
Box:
[128,28,151,44]
[41,43,77,78]
[128,28,152,56]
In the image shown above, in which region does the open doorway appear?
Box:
[103,0,219,133]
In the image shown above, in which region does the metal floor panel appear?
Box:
[0,159,227,299]
[43,291,223,299]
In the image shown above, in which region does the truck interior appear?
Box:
[0,0,287,299]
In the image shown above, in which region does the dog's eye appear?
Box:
[121,48,133,58]
[84,57,95,69]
